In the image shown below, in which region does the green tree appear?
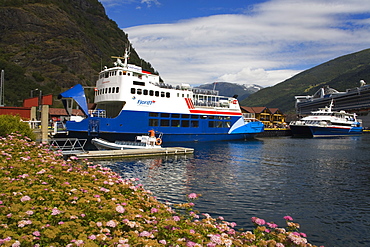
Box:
[0,114,36,140]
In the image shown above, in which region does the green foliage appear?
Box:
[32,71,45,82]
[241,48,370,113]
[0,115,36,140]
[0,0,157,107]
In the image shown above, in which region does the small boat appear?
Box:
[91,130,163,150]
[289,100,363,137]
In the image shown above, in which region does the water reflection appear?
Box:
[97,135,370,247]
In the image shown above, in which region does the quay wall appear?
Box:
[256,128,292,137]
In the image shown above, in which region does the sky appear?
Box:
[99,0,370,87]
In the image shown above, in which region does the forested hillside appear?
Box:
[0,0,157,106]
[241,48,370,113]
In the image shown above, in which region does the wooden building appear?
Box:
[240,106,287,128]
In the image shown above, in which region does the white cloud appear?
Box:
[124,0,370,87]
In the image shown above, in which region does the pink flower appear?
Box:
[116,205,125,213]
[267,222,278,228]
[96,222,102,227]
[33,231,41,237]
[139,231,151,237]
[20,195,31,202]
[173,216,180,221]
[88,235,96,240]
[58,221,64,225]
[51,207,61,215]
[159,240,167,245]
[188,193,198,199]
[251,217,265,225]
[106,220,117,228]
[150,207,158,214]
[26,210,34,215]
[284,215,294,221]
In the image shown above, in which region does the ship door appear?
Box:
[88,119,100,136]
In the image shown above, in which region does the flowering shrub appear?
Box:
[0,134,322,246]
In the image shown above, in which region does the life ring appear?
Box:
[232,99,238,104]
[155,138,162,145]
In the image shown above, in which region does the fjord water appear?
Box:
[103,135,370,247]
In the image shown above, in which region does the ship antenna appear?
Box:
[123,47,130,68]
[328,99,334,112]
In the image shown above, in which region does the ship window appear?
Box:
[131,88,135,94]
[161,92,165,97]
[160,119,170,127]
[112,87,115,93]
[105,72,109,78]
[119,71,122,75]
[191,120,199,127]
[105,88,108,94]
[149,112,159,117]
[171,120,180,127]
[116,87,119,93]
[137,89,142,95]
[155,91,159,97]
[143,89,148,95]
[224,122,231,128]
[172,114,180,118]
[109,87,111,93]
[149,119,158,127]
[209,121,215,128]
[149,90,154,96]
[191,115,199,119]
[161,113,170,118]
[182,114,190,118]
[181,120,190,127]
[133,81,145,86]
[166,92,170,98]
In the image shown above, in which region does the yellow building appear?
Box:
[240,106,287,128]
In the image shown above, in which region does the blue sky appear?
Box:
[99,0,370,87]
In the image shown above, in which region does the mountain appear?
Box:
[240,48,370,113]
[195,82,263,101]
[0,0,157,106]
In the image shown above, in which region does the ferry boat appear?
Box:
[289,101,363,137]
[57,50,264,147]
[295,81,370,129]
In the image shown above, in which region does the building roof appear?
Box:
[49,108,84,116]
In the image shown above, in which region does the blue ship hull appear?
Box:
[62,110,264,148]
[290,125,363,138]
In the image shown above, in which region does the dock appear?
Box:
[73,147,194,160]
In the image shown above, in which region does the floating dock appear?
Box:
[73,147,194,160]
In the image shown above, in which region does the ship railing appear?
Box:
[48,138,87,155]
[192,100,231,108]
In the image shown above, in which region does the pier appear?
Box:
[73,147,194,160]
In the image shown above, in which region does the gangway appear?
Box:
[49,138,87,155]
